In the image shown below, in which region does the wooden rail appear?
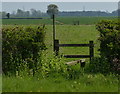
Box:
[54,39,94,62]
[59,44,90,47]
[64,55,90,58]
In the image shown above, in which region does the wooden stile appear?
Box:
[54,39,94,62]
[54,40,59,56]
[89,41,94,62]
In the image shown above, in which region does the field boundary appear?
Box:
[54,39,94,61]
[1,18,43,19]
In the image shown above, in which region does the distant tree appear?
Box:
[0,12,2,18]
[47,4,58,19]
[6,13,10,19]
[30,9,42,17]
[25,11,30,17]
[37,10,42,17]
[30,8,38,17]
[11,11,16,17]
[16,9,24,17]
[1,11,6,18]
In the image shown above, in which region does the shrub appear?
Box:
[12,51,76,79]
[87,57,111,74]
[96,20,120,73]
[2,25,46,75]
[37,52,84,79]
[39,53,68,78]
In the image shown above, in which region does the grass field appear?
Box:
[2,16,119,92]
[45,25,99,62]
[2,74,118,92]
[2,16,117,25]
[0,75,2,93]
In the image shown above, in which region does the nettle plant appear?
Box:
[96,20,120,73]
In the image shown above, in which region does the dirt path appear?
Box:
[55,20,64,25]
[50,19,64,25]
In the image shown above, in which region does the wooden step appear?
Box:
[65,59,85,66]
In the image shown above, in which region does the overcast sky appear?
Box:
[2,2,118,13]
[1,0,119,2]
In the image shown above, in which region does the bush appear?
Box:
[39,53,68,78]
[96,20,120,73]
[37,52,80,79]
[2,25,46,75]
[87,57,111,74]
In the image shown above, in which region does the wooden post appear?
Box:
[89,41,94,62]
[54,40,59,56]
[53,14,56,51]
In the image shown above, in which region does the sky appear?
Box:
[1,2,119,13]
[1,0,120,2]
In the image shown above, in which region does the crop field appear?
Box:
[2,17,119,92]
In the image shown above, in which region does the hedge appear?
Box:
[96,20,120,73]
[2,25,46,75]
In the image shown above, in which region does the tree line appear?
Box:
[1,9,48,18]
[0,8,119,18]
[59,10,118,17]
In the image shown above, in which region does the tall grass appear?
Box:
[2,50,119,92]
[0,74,2,93]
[2,70,118,92]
